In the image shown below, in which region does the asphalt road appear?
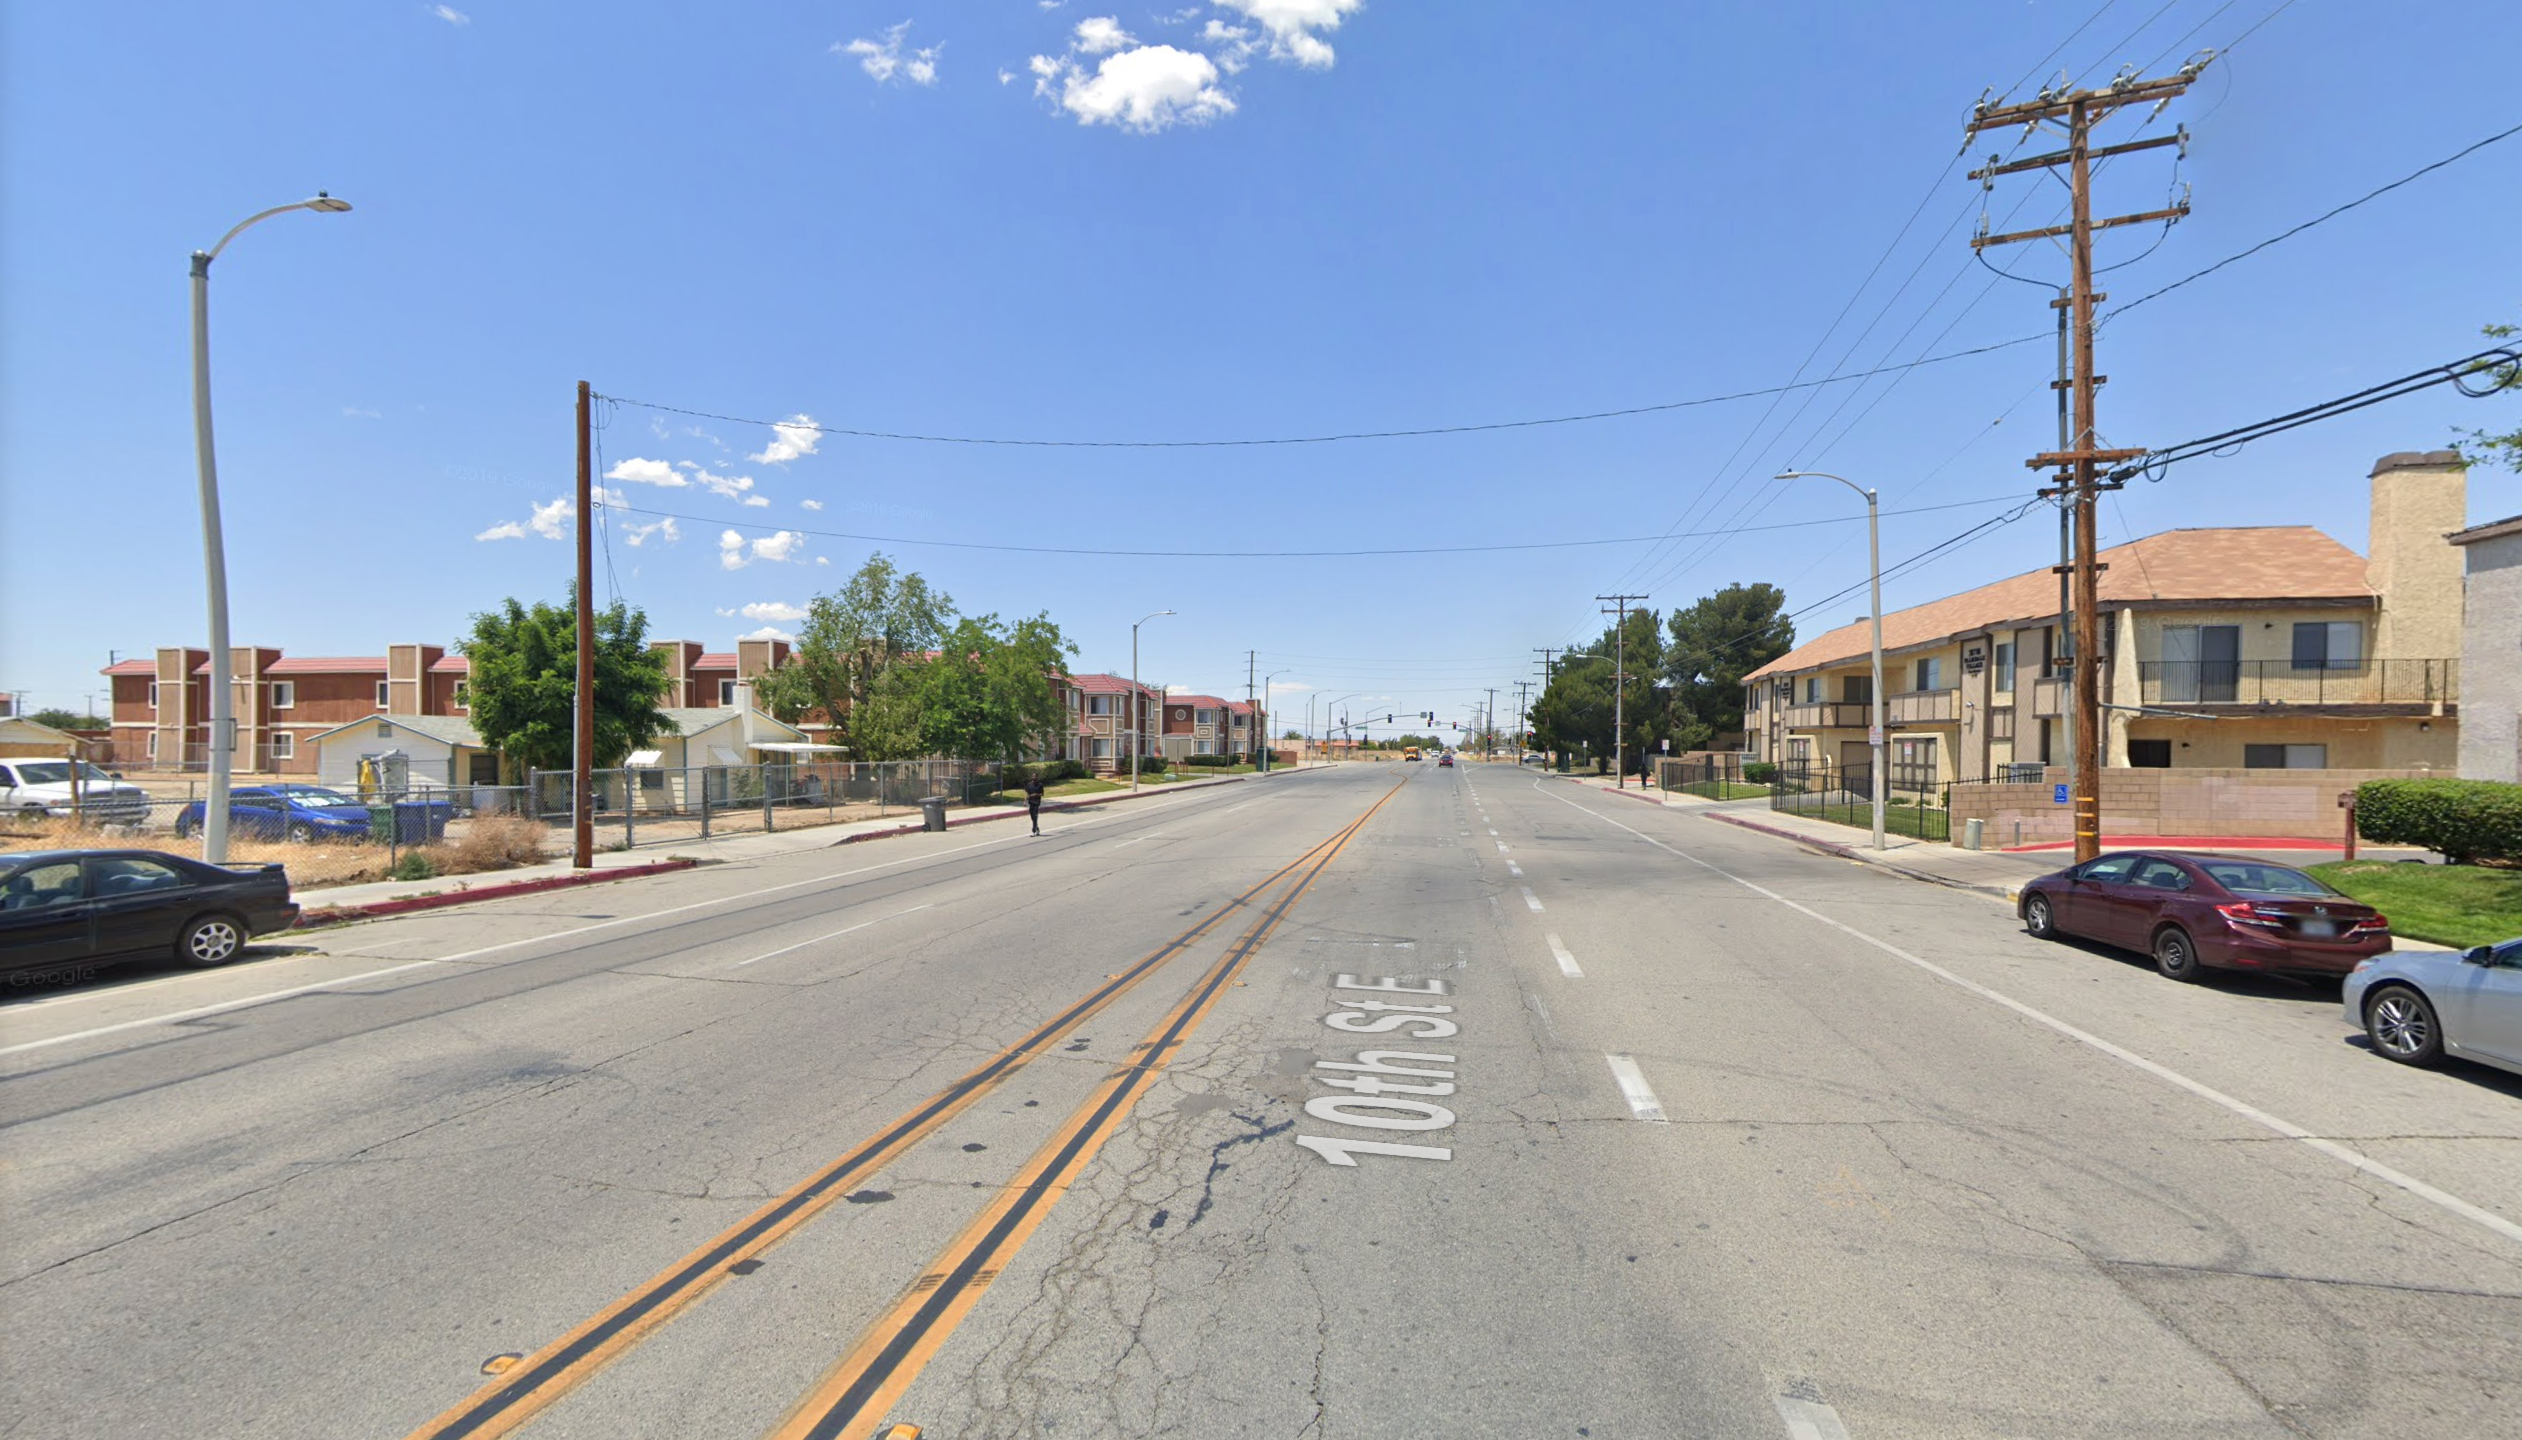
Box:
[4,762,2518,1439]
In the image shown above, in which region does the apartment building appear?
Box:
[1744,451,2468,792]
[2449,510,2522,783]
[1062,673,1163,771]
[1160,695,1233,760]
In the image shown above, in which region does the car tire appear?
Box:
[286,821,315,843]
[2153,926,2204,983]
[173,815,196,839]
[2364,985,2443,1066]
[176,913,248,968]
[2023,893,2058,940]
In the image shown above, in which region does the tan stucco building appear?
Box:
[1743,451,2468,792]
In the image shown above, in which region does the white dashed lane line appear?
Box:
[1774,1394,1856,1439]
[1519,886,1544,912]
[1604,1054,1667,1122]
[1546,934,1582,978]
[1508,864,1524,878]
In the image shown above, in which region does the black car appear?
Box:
[0,849,298,975]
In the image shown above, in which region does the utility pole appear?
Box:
[573,380,595,870]
[1597,594,1646,787]
[1966,60,2202,864]
[1513,680,1533,756]
[1245,649,1256,769]
[1484,687,1496,760]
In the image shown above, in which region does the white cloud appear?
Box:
[622,516,681,547]
[429,4,470,26]
[605,456,688,487]
[737,625,797,643]
[741,601,810,623]
[474,520,526,542]
[816,556,832,566]
[528,496,574,540]
[1214,0,1358,68]
[342,405,382,420]
[741,495,770,508]
[998,67,1017,84]
[1073,16,1133,53]
[801,498,826,511]
[1037,43,1232,131]
[838,22,939,86]
[1203,19,1258,71]
[748,414,823,466]
[720,529,808,570]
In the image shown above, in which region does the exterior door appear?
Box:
[86,856,194,960]
[2060,854,2139,938]
[2448,940,2522,1068]
[0,860,97,971]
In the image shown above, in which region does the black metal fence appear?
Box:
[1769,758,1952,843]
[1653,753,1774,800]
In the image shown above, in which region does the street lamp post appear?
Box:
[191,192,353,863]
[1261,670,1289,772]
[1130,610,1173,793]
[1321,693,1363,764]
[1778,470,1885,851]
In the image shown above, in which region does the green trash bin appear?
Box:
[366,805,395,842]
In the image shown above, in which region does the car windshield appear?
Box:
[10,761,116,785]
[280,787,362,808]
[2197,861,2338,898]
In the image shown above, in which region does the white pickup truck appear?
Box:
[0,758,153,826]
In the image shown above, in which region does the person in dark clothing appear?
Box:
[1024,772,1047,835]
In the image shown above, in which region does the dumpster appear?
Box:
[918,795,949,833]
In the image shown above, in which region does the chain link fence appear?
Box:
[521,759,998,854]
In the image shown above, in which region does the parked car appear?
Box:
[1437,753,1455,768]
[0,758,151,826]
[1521,751,1546,766]
[2342,938,2522,1077]
[0,848,298,974]
[172,785,373,842]
[2018,850,2390,981]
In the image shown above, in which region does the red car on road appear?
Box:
[2017,850,2390,982]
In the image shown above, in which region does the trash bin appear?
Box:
[1963,817,1985,851]
[918,795,949,833]
[394,799,454,844]
[366,805,396,842]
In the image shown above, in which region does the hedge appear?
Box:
[1184,754,1236,768]
[999,758,1090,788]
[1113,754,1168,775]
[1743,761,1778,785]
[2354,778,2522,865]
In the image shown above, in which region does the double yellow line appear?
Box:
[767,781,1396,1440]
[403,782,1395,1440]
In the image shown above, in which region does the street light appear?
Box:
[192,192,353,863]
[1321,692,1363,762]
[1261,670,1290,772]
[1777,470,1885,851]
[1130,610,1173,793]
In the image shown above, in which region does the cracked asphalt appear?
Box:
[3,762,2518,1438]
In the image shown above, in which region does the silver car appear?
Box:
[2342,938,2522,1077]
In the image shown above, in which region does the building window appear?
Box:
[1891,736,1937,794]
[375,681,390,708]
[453,680,469,709]
[1196,739,1217,755]
[147,730,157,758]
[2244,743,2329,769]
[269,731,295,760]
[1196,708,1216,726]
[1091,737,1113,758]
[270,681,295,709]
[1993,642,2015,694]
[719,679,738,706]
[148,682,159,710]
[2291,621,2364,671]
[1088,694,1114,716]
[1913,657,1945,692]
[1840,674,1872,705]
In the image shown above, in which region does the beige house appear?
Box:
[1744,451,2468,792]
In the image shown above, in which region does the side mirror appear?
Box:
[2463,946,2495,966]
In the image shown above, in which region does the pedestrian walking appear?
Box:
[1025,771,1047,835]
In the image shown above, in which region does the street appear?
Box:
[5,762,2520,1439]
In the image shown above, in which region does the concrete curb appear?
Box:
[294,859,699,927]
[1702,810,2020,901]
[828,769,1262,846]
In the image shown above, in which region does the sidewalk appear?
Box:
[294,766,1305,921]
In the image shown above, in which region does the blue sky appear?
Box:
[4,1,2516,738]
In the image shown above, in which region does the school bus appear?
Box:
[1403,746,1422,762]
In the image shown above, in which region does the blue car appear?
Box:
[173,785,374,843]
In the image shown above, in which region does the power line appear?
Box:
[2119,342,2522,480]
[600,492,2024,561]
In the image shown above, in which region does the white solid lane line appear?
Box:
[0,963,441,1059]
[1547,934,1582,978]
[1520,887,1544,912]
[1508,863,1524,878]
[1536,780,2522,1252]
[1605,1054,1667,1122]
[732,904,936,968]
[1774,1395,1855,1440]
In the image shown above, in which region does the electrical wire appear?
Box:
[2119,343,2521,481]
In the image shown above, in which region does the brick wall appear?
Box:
[1950,766,2435,845]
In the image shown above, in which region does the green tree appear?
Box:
[2451,316,2521,472]
[849,611,1076,763]
[1664,582,1794,744]
[786,553,957,746]
[25,707,104,731]
[461,586,674,775]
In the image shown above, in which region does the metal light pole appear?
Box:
[191,192,353,863]
[1322,693,1363,764]
[1778,471,1885,850]
[1130,610,1173,793]
[1261,670,1289,773]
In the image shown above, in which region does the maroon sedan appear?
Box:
[2017,851,2390,982]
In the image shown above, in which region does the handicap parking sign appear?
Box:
[2053,783,2070,805]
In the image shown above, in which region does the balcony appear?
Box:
[2137,659,2457,710]
[2029,670,2115,718]
[1783,701,1872,729]
[1885,688,1958,725]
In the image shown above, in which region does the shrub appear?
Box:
[1744,761,1778,785]
[390,851,439,881]
[1185,754,1235,768]
[419,814,554,876]
[2355,778,2522,865]
[1114,754,1168,775]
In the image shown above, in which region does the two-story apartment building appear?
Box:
[1744,451,2467,793]
[1062,673,1163,771]
[1160,695,1233,760]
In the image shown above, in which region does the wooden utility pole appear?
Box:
[1966,62,2202,863]
[1597,595,1646,787]
[573,380,595,869]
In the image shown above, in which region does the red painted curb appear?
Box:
[294,859,697,926]
[2001,836,2346,853]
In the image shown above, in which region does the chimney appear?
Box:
[2366,450,2468,662]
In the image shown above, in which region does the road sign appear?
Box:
[1868,726,1884,745]
[2053,783,2070,805]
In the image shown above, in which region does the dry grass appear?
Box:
[419,815,554,876]
[3,817,394,887]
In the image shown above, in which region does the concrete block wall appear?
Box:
[1949,767,2432,844]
